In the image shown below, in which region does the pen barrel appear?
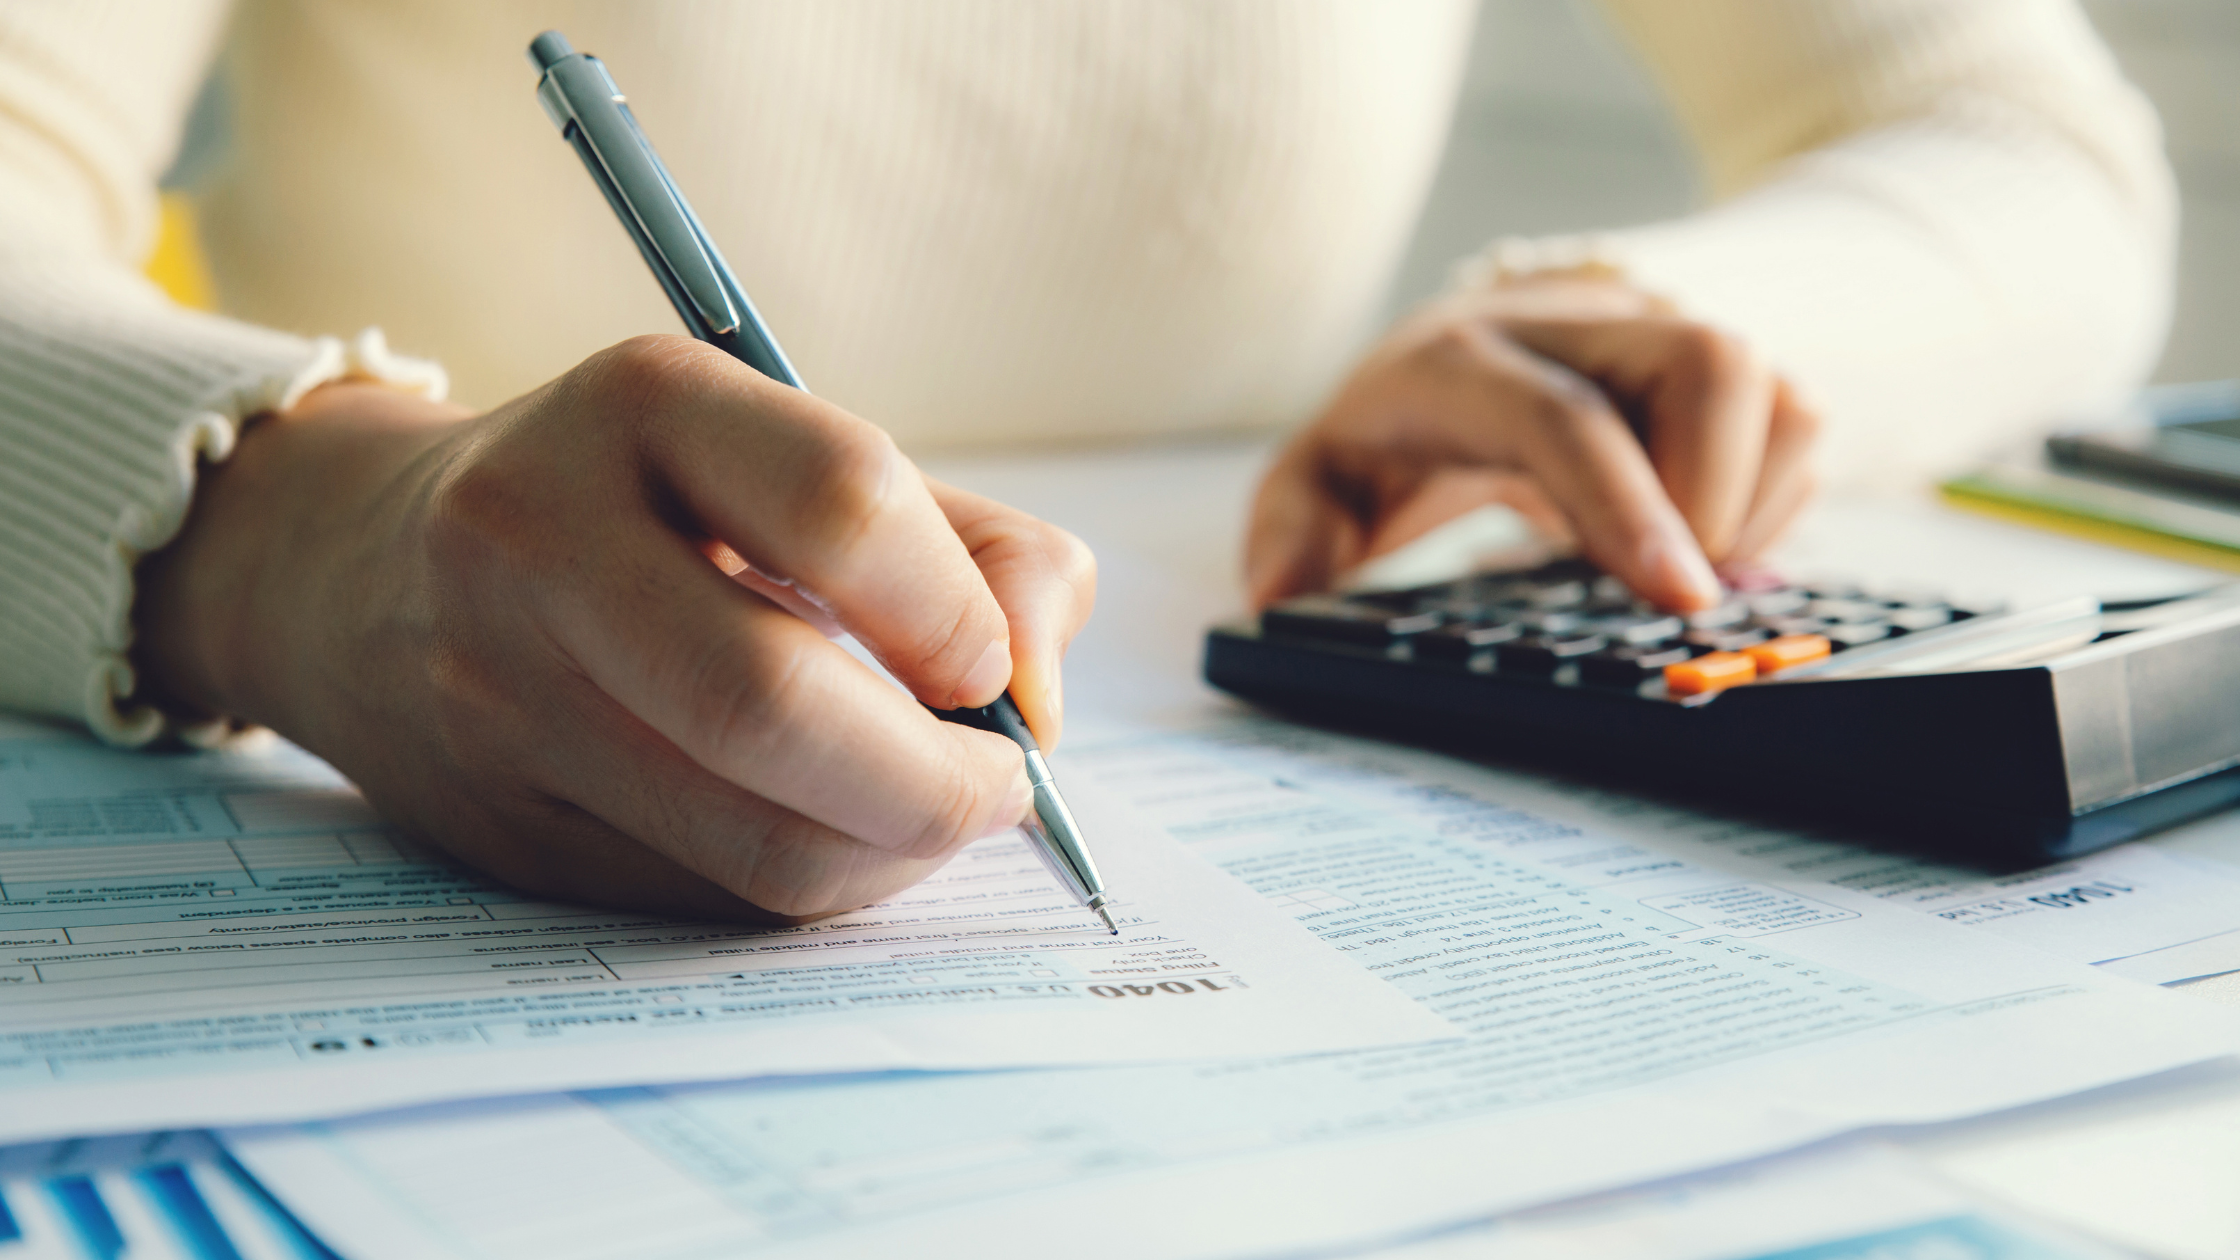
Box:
[1025,758,1106,894]
[1024,781,1106,908]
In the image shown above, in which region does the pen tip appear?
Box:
[1095,905,1120,936]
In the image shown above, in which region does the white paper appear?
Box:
[1901,1056,2240,1260]
[1270,724,2240,981]
[1355,1142,2123,1260]
[0,729,1451,1142]
[226,722,2240,1260]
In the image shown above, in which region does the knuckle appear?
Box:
[876,730,1018,862]
[1417,321,1499,377]
[686,630,812,773]
[1526,379,1605,433]
[906,763,1004,860]
[570,336,732,458]
[730,829,849,920]
[1025,520,1097,591]
[1671,322,1761,388]
[793,419,902,560]
[1049,526,1097,591]
[1777,390,1826,443]
[423,451,538,572]
[583,334,708,411]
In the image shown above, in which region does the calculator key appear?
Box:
[1470,577,1540,606]
[1593,613,1684,646]
[1884,606,1952,633]
[1874,588,1947,610]
[1525,580,1589,609]
[1683,601,1750,630]
[1498,634,1607,674]
[1806,598,1883,623]
[1946,597,2008,621]
[1745,633,1831,674]
[1417,593,1493,620]
[1591,575,1635,603]
[1752,615,1826,637]
[1682,627,1769,652]
[1579,643,1693,687]
[1263,596,1440,646]
[1414,621,1522,664]
[1744,589,1809,617]
[1664,651,1756,695]
[1516,608,1586,635]
[1822,621,1891,647]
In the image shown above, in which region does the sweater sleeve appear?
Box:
[1470,0,2174,490]
[0,2,443,745]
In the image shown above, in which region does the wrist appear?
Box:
[131,381,472,735]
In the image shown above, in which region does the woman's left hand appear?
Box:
[1245,277,1820,611]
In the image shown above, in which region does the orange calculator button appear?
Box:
[1745,634,1832,675]
[1664,651,1756,696]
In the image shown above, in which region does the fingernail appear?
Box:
[981,767,1034,840]
[1644,529,1720,610]
[953,639,1012,708]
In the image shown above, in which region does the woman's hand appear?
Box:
[1246,278,1820,611]
[133,335,1096,922]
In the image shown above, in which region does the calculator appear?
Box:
[1203,560,2240,860]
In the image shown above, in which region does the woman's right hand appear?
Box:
[132,335,1097,922]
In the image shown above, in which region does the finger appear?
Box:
[1243,440,1367,607]
[535,510,1033,861]
[1246,322,1719,610]
[1724,376,1822,564]
[587,336,1012,708]
[700,538,843,636]
[525,681,963,920]
[1357,468,1574,562]
[1493,353,1721,610]
[924,478,1096,749]
[1502,318,1773,560]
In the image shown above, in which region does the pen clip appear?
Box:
[533,46,742,339]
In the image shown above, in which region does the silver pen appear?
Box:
[528,31,1120,936]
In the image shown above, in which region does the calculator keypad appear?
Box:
[1258,561,1992,701]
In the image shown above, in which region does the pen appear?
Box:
[527,31,1120,936]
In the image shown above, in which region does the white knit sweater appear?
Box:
[0,0,2173,742]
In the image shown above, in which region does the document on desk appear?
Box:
[1356,1141,2123,1260]
[226,719,2240,1260]
[1319,731,2240,984]
[0,727,1451,1142]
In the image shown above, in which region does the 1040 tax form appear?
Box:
[226,721,2240,1260]
[0,721,1450,1141]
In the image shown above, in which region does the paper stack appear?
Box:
[3,714,2238,1257]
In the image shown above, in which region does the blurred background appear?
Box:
[156,1,2235,389]
[1388,0,2238,387]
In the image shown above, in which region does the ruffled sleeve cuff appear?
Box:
[0,260,444,746]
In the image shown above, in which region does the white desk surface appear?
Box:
[919,437,2240,1259]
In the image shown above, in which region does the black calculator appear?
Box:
[1204,560,2240,861]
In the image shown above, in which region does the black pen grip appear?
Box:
[932,693,1039,753]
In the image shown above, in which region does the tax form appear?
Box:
[225,721,2240,1260]
[0,724,1451,1142]
[1245,724,2240,984]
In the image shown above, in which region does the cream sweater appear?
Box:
[0,1,2173,742]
